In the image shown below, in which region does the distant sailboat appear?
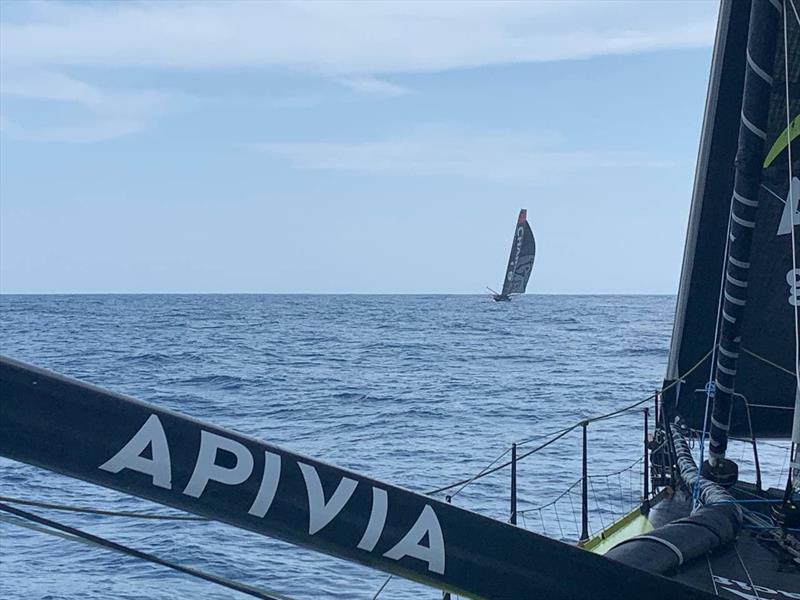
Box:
[492,209,536,301]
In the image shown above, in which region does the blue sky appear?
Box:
[0,0,720,294]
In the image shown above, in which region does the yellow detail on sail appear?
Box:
[764,114,800,169]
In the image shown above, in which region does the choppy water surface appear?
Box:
[0,295,790,599]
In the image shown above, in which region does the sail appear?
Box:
[501,209,536,296]
[666,0,800,440]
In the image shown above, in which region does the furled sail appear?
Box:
[500,209,536,296]
[665,0,800,440]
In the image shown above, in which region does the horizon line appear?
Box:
[0,291,678,297]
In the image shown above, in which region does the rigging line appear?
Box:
[783,0,800,504]
[429,350,712,497]
[0,514,101,548]
[785,0,800,393]
[522,350,712,443]
[587,455,645,479]
[761,182,788,203]
[428,448,519,498]
[517,479,582,515]
[789,0,800,28]
[371,576,392,600]
[426,427,574,496]
[0,495,207,520]
[740,346,796,376]
[706,555,719,596]
[517,454,647,517]
[588,477,606,531]
[734,544,762,600]
[588,350,714,426]
[0,502,291,600]
[515,423,580,447]
[567,489,580,536]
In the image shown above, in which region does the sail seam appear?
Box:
[731,212,756,228]
[715,381,735,395]
[711,415,731,431]
[728,256,751,269]
[717,363,738,376]
[741,111,768,140]
[733,190,759,207]
[724,290,747,306]
[726,273,748,287]
[747,48,774,85]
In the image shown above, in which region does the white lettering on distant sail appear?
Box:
[778,177,800,235]
[506,226,525,282]
[383,504,445,575]
[788,269,800,307]
[298,462,358,535]
[248,451,282,517]
[99,414,172,489]
[183,431,254,498]
[357,487,388,551]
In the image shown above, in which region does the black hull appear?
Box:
[493,294,511,302]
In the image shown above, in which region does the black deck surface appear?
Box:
[654,486,800,598]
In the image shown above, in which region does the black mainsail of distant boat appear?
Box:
[1,1,799,599]
[493,209,535,301]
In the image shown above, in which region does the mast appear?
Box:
[666,0,798,441]
[705,0,780,482]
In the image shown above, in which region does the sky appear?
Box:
[0,0,721,294]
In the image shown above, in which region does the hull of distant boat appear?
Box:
[493,294,511,302]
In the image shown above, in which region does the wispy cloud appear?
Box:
[0,71,173,142]
[1,1,717,74]
[0,116,145,143]
[337,77,411,98]
[248,126,673,184]
[0,1,717,142]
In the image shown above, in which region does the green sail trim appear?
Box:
[763,113,800,168]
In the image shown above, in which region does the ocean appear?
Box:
[0,295,790,599]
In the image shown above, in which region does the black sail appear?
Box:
[501,209,536,296]
[666,0,800,440]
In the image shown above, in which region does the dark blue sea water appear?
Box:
[0,295,791,599]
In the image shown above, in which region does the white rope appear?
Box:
[705,555,719,596]
[789,0,800,28]
[741,346,796,376]
[784,0,800,492]
[735,544,762,600]
[784,0,800,394]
